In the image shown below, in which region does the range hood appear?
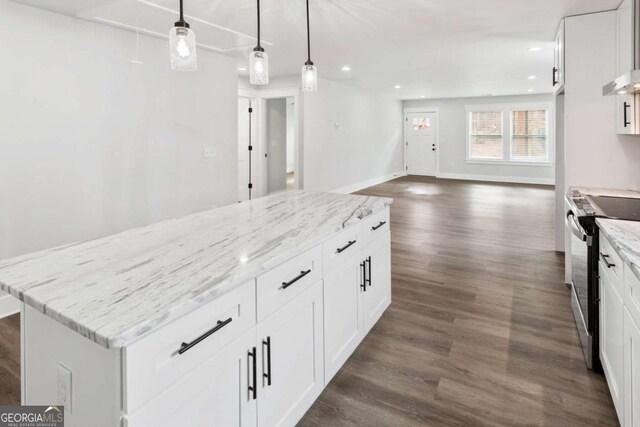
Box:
[603,71,640,96]
[603,0,640,96]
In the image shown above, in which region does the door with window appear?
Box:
[405,112,437,176]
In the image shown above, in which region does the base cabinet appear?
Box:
[624,308,640,427]
[363,232,391,333]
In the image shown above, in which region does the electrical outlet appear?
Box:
[204,146,217,158]
[57,364,72,414]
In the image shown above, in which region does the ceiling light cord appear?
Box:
[305,0,312,65]
[179,0,184,23]
[256,0,263,50]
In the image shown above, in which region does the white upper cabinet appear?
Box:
[553,19,565,93]
[616,0,638,134]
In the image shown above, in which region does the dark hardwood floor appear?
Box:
[0,176,617,425]
[299,176,617,426]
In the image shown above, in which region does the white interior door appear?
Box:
[405,112,437,176]
[266,99,288,194]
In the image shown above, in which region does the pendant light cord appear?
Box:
[256,0,262,49]
[179,0,184,22]
[305,0,312,64]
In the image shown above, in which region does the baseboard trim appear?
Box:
[0,293,20,318]
[435,172,555,186]
[332,171,407,194]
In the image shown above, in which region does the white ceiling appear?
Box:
[14,0,622,99]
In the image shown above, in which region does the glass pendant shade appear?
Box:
[249,50,269,85]
[301,63,318,92]
[169,26,197,71]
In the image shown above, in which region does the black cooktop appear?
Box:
[588,195,640,221]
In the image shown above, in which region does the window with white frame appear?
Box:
[466,103,551,164]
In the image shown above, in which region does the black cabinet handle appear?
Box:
[624,102,631,127]
[263,337,272,386]
[360,261,367,292]
[336,240,356,254]
[178,317,233,355]
[248,346,257,400]
[281,269,312,290]
[600,253,616,269]
[366,256,372,287]
[552,67,558,86]
[372,221,387,231]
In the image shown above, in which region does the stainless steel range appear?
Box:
[566,189,640,371]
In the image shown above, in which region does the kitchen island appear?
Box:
[0,190,393,427]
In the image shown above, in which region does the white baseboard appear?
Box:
[0,293,20,318]
[435,172,555,186]
[332,171,407,194]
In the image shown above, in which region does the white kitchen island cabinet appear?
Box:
[0,191,392,427]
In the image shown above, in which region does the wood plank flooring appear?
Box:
[299,176,617,426]
[0,176,617,425]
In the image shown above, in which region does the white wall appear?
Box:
[403,94,556,184]
[0,2,238,260]
[286,98,295,173]
[302,78,404,192]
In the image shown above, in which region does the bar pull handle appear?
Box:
[552,67,558,86]
[372,221,387,231]
[263,337,272,386]
[178,317,233,355]
[360,261,367,292]
[248,346,257,400]
[624,101,631,127]
[336,240,356,254]
[281,269,312,290]
[600,253,616,269]
[366,256,372,287]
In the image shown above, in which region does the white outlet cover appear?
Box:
[204,147,217,158]
[57,364,72,414]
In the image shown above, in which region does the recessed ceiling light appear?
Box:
[528,89,534,92]
[341,66,351,72]
[394,85,401,89]
[528,75,537,80]
[528,47,542,52]
[620,90,627,94]
[420,95,426,98]
[237,66,247,72]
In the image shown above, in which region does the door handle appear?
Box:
[248,346,257,400]
[262,337,272,386]
[600,253,616,269]
[360,261,367,292]
[336,240,356,254]
[281,269,312,290]
[624,101,631,127]
[178,317,233,355]
[552,67,558,86]
[372,221,386,231]
[366,256,372,287]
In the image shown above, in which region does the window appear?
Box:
[466,103,551,164]
[469,111,503,159]
[412,117,431,132]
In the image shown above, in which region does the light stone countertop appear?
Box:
[571,186,640,198]
[597,218,640,283]
[0,191,392,349]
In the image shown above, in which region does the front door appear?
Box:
[405,112,437,176]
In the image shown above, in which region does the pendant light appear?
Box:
[249,0,269,85]
[169,0,197,71]
[301,0,317,92]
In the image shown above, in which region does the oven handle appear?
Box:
[566,211,592,246]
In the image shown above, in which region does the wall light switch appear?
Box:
[57,364,72,414]
[204,147,217,158]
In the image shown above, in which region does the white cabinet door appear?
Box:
[257,281,324,427]
[553,19,565,92]
[616,0,637,134]
[323,252,365,384]
[625,308,640,427]
[126,329,258,427]
[600,270,625,424]
[363,232,391,334]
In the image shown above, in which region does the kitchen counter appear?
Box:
[596,218,640,282]
[0,190,392,348]
[571,186,640,198]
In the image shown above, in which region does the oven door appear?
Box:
[566,210,594,368]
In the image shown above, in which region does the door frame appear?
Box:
[403,107,439,176]
[237,95,258,202]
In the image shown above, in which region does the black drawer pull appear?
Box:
[336,240,356,254]
[178,317,233,355]
[624,102,631,127]
[281,269,312,290]
[372,221,387,231]
[600,253,616,269]
[360,261,367,292]
[248,346,257,400]
[263,336,272,386]
[366,256,372,287]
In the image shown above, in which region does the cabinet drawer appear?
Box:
[256,245,322,322]
[322,224,363,275]
[625,264,640,328]
[600,235,623,283]
[362,208,390,247]
[123,280,256,414]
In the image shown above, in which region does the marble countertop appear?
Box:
[597,218,640,282]
[0,191,392,349]
[571,186,640,198]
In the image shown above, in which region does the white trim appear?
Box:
[331,171,407,194]
[465,159,553,167]
[436,172,555,186]
[403,107,440,176]
[0,293,20,318]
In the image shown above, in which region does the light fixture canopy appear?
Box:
[250,0,269,85]
[301,0,317,92]
[169,0,196,71]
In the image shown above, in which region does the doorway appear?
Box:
[265,97,295,194]
[405,111,438,176]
